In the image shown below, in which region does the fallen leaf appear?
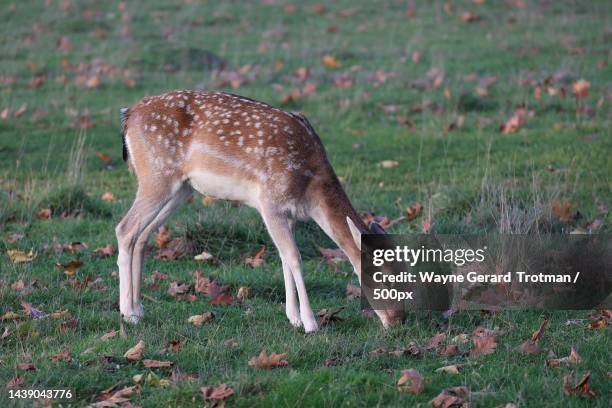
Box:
[96,151,111,163]
[431,386,470,407]
[209,293,234,305]
[201,383,234,401]
[438,344,459,356]
[50,309,71,319]
[236,286,250,301]
[194,250,216,263]
[546,347,581,367]
[379,160,399,168]
[21,302,46,318]
[563,370,596,398]
[187,312,215,326]
[321,55,341,69]
[397,368,424,394]
[155,226,171,249]
[123,340,145,361]
[245,245,266,267]
[100,330,118,341]
[93,244,115,258]
[531,319,549,342]
[143,359,174,368]
[405,202,423,221]
[5,376,24,389]
[1,327,9,339]
[572,79,590,100]
[552,199,573,222]
[16,363,36,371]
[470,334,497,356]
[7,249,35,263]
[520,340,543,355]
[50,348,72,362]
[1,311,20,321]
[317,308,344,326]
[346,283,361,300]
[435,364,465,375]
[58,259,83,276]
[500,108,526,134]
[459,11,481,22]
[248,350,288,369]
[425,333,446,350]
[101,191,116,202]
[14,103,27,117]
[167,281,190,297]
[91,385,137,407]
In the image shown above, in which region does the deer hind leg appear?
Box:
[260,207,318,333]
[116,182,189,323]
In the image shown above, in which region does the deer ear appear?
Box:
[346,216,362,251]
[368,221,387,235]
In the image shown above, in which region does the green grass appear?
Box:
[1,0,611,406]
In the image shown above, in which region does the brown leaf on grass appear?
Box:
[435,364,465,375]
[405,202,423,221]
[361,212,392,230]
[321,55,341,69]
[552,199,574,222]
[1,311,20,321]
[93,244,115,258]
[7,249,35,263]
[151,270,168,282]
[572,79,590,100]
[21,302,46,318]
[209,293,234,305]
[248,350,288,369]
[6,233,24,243]
[500,108,526,134]
[100,330,118,341]
[50,309,71,319]
[346,283,361,300]
[531,319,549,342]
[143,359,174,368]
[14,103,27,118]
[236,286,250,301]
[123,340,145,361]
[245,245,266,267]
[16,363,36,371]
[317,308,344,326]
[318,247,349,262]
[70,116,96,129]
[563,370,596,398]
[51,348,72,362]
[193,250,217,264]
[1,326,9,339]
[459,11,481,22]
[58,259,83,276]
[379,160,399,169]
[438,344,459,356]
[470,334,497,356]
[546,347,582,367]
[431,386,470,407]
[187,312,215,327]
[397,368,424,394]
[5,376,24,389]
[167,281,190,297]
[91,385,138,408]
[58,241,88,252]
[425,333,446,350]
[201,383,234,401]
[519,340,542,355]
[101,191,116,202]
[155,226,171,249]
[194,271,213,294]
[95,151,111,163]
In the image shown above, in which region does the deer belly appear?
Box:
[187,170,259,207]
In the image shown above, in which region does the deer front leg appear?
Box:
[261,208,318,333]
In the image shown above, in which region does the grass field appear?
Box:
[1,0,611,406]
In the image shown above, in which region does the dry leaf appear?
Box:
[91,385,137,407]
[425,333,446,350]
[167,281,190,297]
[201,383,234,401]
[51,348,72,362]
[155,226,171,249]
[96,151,111,163]
[470,334,497,356]
[100,330,118,341]
[123,340,145,361]
[50,309,71,319]
[346,283,361,300]
[209,293,234,305]
[405,202,423,221]
[101,191,116,202]
[245,245,266,267]
[21,302,46,318]
[317,308,344,326]
[563,370,596,398]
[187,312,215,327]
[37,208,52,219]
[194,250,215,263]
[7,249,35,264]
[248,350,288,369]
[546,347,581,367]
[1,311,20,321]
[143,359,174,368]
[572,79,590,100]
[459,11,481,22]
[5,376,24,389]
[435,364,465,375]
[431,386,470,407]
[531,319,549,342]
[321,55,341,69]
[16,363,36,371]
[397,369,424,394]
[519,340,542,355]
[379,160,399,168]
[236,286,250,301]
[93,244,115,258]
[552,199,573,222]
[59,259,83,276]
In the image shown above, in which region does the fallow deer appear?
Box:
[116,90,404,332]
